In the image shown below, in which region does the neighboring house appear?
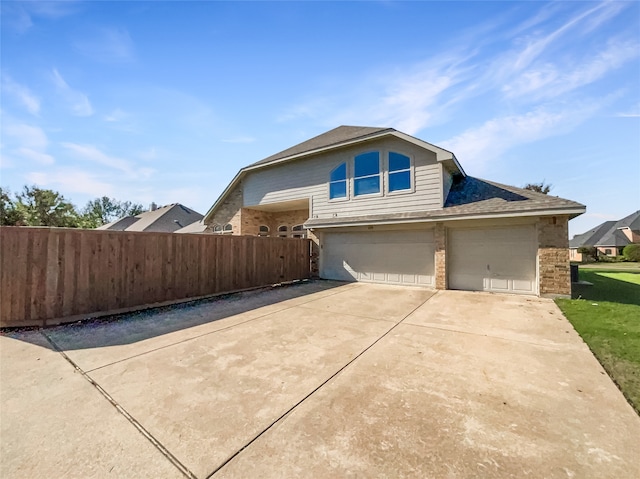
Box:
[98,203,203,233]
[569,210,640,261]
[204,125,585,297]
[175,219,208,234]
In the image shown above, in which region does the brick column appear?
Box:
[435,222,447,290]
[538,216,571,297]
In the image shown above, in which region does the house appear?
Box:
[203,126,585,297]
[98,203,203,233]
[175,219,208,234]
[569,210,640,261]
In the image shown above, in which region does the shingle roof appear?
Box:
[570,210,639,248]
[569,222,615,248]
[304,176,585,228]
[248,126,392,168]
[174,220,207,234]
[97,204,204,233]
[96,216,139,231]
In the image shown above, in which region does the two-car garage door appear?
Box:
[321,224,538,295]
[321,229,434,286]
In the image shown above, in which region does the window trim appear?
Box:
[328,161,349,202]
[352,150,382,198]
[292,224,306,239]
[385,150,415,195]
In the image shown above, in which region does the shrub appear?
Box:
[623,244,640,262]
[577,246,598,262]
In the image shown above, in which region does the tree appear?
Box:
[524,182,552,194]
[0,187,25,226]
[15,185,81,227]
[577,246,598,262]
[622,244,640,262]
[81,197,145,228]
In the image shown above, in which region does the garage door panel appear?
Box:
[322,230,434,286]
[449,225,537,295]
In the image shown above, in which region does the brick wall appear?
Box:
[241,208,274,236]
[240,208,308,237]
[207,183,243,234]
[434,222,447,290]
[538,216,570,297]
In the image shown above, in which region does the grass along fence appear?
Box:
[0,227,311,328]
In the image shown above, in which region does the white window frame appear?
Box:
[328,161,349,203]
[385,150,415,196]
[292,224,306,239]
[352,150,383,199]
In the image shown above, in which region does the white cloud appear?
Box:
[1,75,40,115]
[503,38,639,100]
[104,108,129,122]
[511,1,621,71]
[2,1,79,33]
[51,68,94,116]
[13,147,54,165]
[61,142,133,173]
[615,102,640,118]
[60,142,155,180]
[440,103,604,171]
[26,168,115,197]
[4,123,48,150]
[370,65,461,134]
[3,122,56,166]
[74,27,135,63]
[279,56,469,135]
[138,147,158,160]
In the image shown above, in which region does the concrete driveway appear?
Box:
[1,281,638,478]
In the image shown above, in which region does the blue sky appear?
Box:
[1,1,638,236]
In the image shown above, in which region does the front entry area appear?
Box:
[448,224,538,295]
[320,228,435,286]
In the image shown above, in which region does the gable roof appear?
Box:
[174,219,207,234]
[249,126,392,167]
[205,125,464,222]
[305,176,585,228]
[97,203,203,233]
[570,210,640,248]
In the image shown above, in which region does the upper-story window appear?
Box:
[354,152,380,196]
[223,224,233,234]
[258,225,269,237]
[278,225,288,238]
[213,224,222,234]
[388,152,411,192]
[329,163,347,199]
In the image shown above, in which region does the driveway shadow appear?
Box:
[1,280,347,352]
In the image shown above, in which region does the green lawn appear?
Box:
[556,268,640,414]
[577,262,640,271]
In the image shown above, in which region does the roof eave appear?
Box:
[305,206,586,229]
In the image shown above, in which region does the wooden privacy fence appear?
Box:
[0,227,311,328]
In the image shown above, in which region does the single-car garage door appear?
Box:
[449,225,537,295]
[321,229,434,286]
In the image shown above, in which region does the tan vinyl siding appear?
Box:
[243,137,442,220]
